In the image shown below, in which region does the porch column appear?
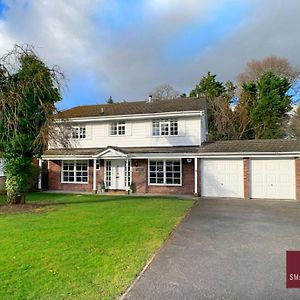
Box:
[38,159,43,190]
[125,158,129,191]
[194,157,198,196]
[93,159,97,193]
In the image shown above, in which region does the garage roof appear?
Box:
[200,139,300,153]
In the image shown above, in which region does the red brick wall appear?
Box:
[48,158,199,195]
[132,159,148,193]
[132,159,195,195]
[295,158,300,200]
[48,160,93,192]
[243,158,250,198]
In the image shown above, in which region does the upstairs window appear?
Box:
[152,119,178,136]
[72,125,86,139]
[111,121,125,135]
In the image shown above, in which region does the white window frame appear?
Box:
[61,160,89,184]
[125,160,131,188]
[152,119,178,137]
[148,159,182,186]
[96,159,101,170]
[72,125,86,139]
[105,160,112,188]
[110,121,126,136]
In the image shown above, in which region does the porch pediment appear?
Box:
[94,146,128,158]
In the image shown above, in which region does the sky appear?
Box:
[0,0,299,110]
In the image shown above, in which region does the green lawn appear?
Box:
[0,193,193,300]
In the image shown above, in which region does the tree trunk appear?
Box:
[7,191,26,204]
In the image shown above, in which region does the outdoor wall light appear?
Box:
[186,158,193,163]
[134,160,139,167]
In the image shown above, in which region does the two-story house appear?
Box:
[42,97,206,195]
[42,96,300,200]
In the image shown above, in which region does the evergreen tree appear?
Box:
[106,96,114,104]
[251,71,291,138]
[0,45,64,204]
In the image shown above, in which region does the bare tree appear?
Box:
[238,56,300,84]
[150,84,180,100]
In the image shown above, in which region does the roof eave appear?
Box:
[55,110,205,123]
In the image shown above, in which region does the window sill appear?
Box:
[61,181,89,184]
[152,135,179,138]
[148,183,182,187]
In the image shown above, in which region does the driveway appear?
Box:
[124,198,300,300]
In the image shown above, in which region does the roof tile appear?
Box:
[58,97,206,118]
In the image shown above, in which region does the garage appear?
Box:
[201,159,244,198]
[250,159,296,199]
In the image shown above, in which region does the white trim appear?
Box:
[38,159,43,190]
[93,147,128,158]
[42,151,300,161]
[194,157,198,195]
[148,159,182,186]
[93,159,97,191]
[43,156,92,160]
[55,111,204,123]
[197,154,300,158]
[125,159,129,191]
[61,160,89,184]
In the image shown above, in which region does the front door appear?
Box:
[111,160,125,190]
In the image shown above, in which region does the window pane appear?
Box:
[166,178,173,184]
[170,121,178,135]
[157,177,164,184]
[161,123,169,135]
[111,123,117,135]
[152,121,160,136]
[149,177,156,184]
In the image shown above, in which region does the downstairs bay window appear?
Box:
[61,160,89,183]
[148,160,181,185]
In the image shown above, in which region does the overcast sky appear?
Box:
[0,0,299,109]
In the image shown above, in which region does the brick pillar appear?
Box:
[295,158,300,200]
[132,159,148,193]
[243,158,250,199]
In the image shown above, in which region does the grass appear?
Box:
[0,193,193,300]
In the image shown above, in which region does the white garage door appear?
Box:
[202,159,244,198]
[250,159,295,199]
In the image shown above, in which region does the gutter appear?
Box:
[55,110,204,123]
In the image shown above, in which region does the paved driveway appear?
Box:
[124,198,300,300]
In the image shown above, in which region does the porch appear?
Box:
[41,146,201,195]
